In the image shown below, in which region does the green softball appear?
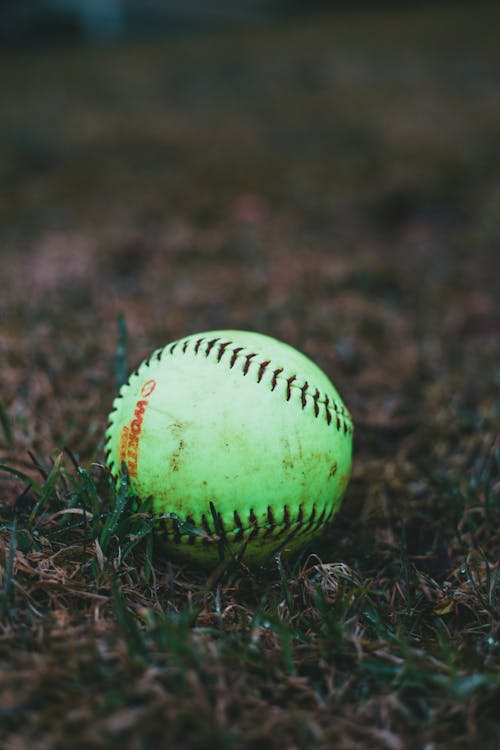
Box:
[105,330,353,565]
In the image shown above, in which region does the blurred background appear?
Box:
[2,1,401,42]
[1,0,499,458]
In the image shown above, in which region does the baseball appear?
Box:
[104,330,353,565]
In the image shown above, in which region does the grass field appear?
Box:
[1,4,499,748]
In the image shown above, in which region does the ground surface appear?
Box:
[0,5,499,749]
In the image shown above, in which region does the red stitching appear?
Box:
[249,509,259,538]
[271,368,283,391]
[217,341,232,362]
[286,374,297,401]
[257,360,271,383]
[157,501,334,546]
[229,347,243,369]
[114,335,352,438]
[300,381,309,409]
[205,338,219,357]
[243,352,257,375]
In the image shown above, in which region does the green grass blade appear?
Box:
[28,452,64,525]
[0,515,17,620]
[0,401,13,448]
[99,463,129,554]
[112,577,145,661]
[120,516,155,561]
[0,465,43,494]
[77,466,102,536]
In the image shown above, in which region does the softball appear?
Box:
[104,330,353,565]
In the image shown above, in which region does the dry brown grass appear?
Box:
[1,4,499,748]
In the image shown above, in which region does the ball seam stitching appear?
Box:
[160,500,337,549]
[153,333,353,433]
[104,334,353,463]
[104,332,352,542]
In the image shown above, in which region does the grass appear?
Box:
[1,3,499,748]
[0,454,498,747]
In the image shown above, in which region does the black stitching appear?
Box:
[215,512,225,539]
[186,515,196,544]
[172,518,181,543]
[201,514,211,536]
[194,338,204,354]
[267,506,276,529]
[182,340,189,353]
[314,507,326,530]
[169,342,178,355]
[234,528,244,542]
[249,509,259,538]
[324,395,332,425]
[209,501,225,540]
[305,505,316,531]
[313,389,320,417]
